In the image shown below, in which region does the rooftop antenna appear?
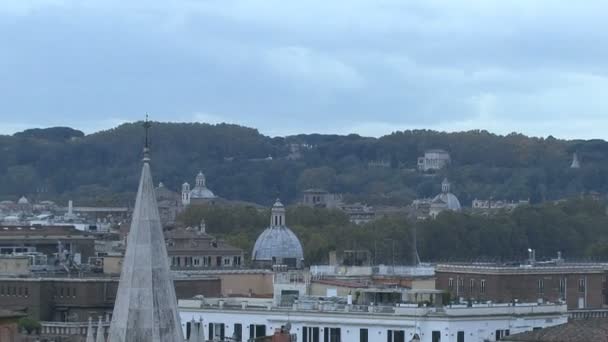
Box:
[143,114,151,162]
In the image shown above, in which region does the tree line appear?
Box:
[178,197,608,265]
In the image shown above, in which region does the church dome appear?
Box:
[190,171,216,199]
[432,192,461,210]
[251,199,304,268]
[431,178,461,211]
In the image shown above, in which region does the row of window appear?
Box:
[448,278,487,293]
[448,277,587,295]
[56,287,77,298]
[538,278,585,294]
[185,323,265,341]
[0,285,29,297]
[186,324,512,342]
[1,285,79,299]
[171,256,242,268]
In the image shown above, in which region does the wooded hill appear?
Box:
[1,122,607,206]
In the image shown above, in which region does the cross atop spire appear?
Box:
[143,114,151,163]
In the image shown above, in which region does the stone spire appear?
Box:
[571,152,581,169]
[108,122,184,342]
[197,318,205,342]
[188,318,196,342]
[86,317,94,342]
[96,317,105,342]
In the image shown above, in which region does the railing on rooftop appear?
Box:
[435,263,608,274]
[310,265,434,278]
[180,298,567,317]
[569,309,608,319]
[39,320,109,337]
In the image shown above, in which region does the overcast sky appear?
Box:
[1,0,607,139]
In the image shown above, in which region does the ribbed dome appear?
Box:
[190,187,215,199]
[431,178,461,211]
[432,192,461,210]
[190,171,216,199]
[251,199,304,268]
[252,227,304,261]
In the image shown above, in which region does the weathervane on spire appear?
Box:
[143,114,151,162]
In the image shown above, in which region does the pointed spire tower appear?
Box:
[108,117,184,342]
[86,317,95,342]
[571,152,581,169]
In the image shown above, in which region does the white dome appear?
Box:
[432,192,461,211]
[190,171,216,199]
[251,199,304,268]
[252,226,304,261]
[190,187,215,199]
[18,196,29,205]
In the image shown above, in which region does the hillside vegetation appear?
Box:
[1,122,608,206]
[179,197,608,264]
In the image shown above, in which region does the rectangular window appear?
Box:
[448,278,454,290]
[538,279,544,293]
[18,287,22,296]
[469,279,475,293]
[432,330,441,342]
[72,288,76,298]
[359,329,368,342]
[480,279,486,294]
[209,323,225,341]
[303,327,320,342]
[234,324,242,342]
[25,287,28,297]
[224,258,231,266]
[559,278,566,296]
[495,329,510,340]
[324,328,341,342]
[387,330,404,342]
[457,331,465,342]
[250,325,267,340]
[579,278,586,293]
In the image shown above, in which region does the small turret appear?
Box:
[270,199,286,227]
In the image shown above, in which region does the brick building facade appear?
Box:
[0,275,221,321]
[436,263,608,310]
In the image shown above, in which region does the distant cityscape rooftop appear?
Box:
[436,262,608,275]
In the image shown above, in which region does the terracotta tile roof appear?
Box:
[505,318,608,342]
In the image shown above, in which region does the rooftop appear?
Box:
[0,225,96,239]
[505,318,608,342]
[179,297,567,318]
[436,262,608,275]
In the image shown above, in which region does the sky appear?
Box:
[0,0,607,139]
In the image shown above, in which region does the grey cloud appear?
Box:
[0,0,607,138]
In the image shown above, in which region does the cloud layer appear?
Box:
[1,0,607,138]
